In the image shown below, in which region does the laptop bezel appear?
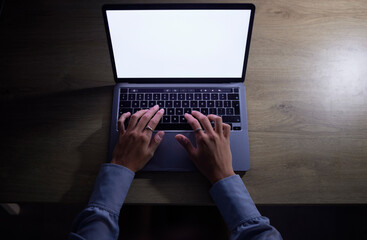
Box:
[102,3,255,84]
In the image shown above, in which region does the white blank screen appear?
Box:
[106,10,251,78]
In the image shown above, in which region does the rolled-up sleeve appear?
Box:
[210,175,282,240]
[69,163,135,240]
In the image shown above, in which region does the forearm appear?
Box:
[69,163,135,240]
[210,175,282,240]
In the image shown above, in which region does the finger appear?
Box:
[175,134,196,157]
[223,123,231,139]
[184,113,204,136]
[208,114,223,136]
[144,108,164,137]
[191,111,214,134]
[137,105,160,131]
[148,131,165,153]
[127,109,148,131]
[118,112,131,134]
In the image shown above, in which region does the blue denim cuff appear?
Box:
[88,163,135,216]
[209,175,261,231]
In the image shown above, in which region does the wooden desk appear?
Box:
[0,0,366,204]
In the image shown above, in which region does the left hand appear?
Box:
[111,105,165,172]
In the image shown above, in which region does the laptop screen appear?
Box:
[105,8,252,79]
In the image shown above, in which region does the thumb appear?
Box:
[175,134,196,157]
[149,131,165,152]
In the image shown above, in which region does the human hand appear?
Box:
[175,111,235,184]
[111,105,165,172]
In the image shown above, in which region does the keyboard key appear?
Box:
[207,101,214,107]
[153,94,160,100]
[209,108,217,115]
[129,94,136,100]
[182,101,189,108]
[228,94,239,100]
[165,101,172,107]
[132,101,139,108]
[120,94,128,100]
[192,108,200,112]
[120,88,128,93]
[203,93,210,100]
[222,116,240,122]
[157,100,164,107]
[145,94,152,100]
[180,116,187,123]
[216,101,223,107]
[170,94,177,100]
[232,101,240,115]
[184,108,191,114]
[133,108,141,113]
[176,108,183,115]
[162,94,168,100]
[174,101,181,107]
[155,124,192,130]
[224,101,231,107]
[219,94,226,100]
[194,94,202,100]
[190,101,198,108]
[167,108,175,115]
[149,101,156,107]
[178,93,185,100]
[218,108,225,115]
[120,101,131,108]
[137,93,144,100]
[163,116,170,123]
[120,108,132,115]
[199,101,206,107]
[226,108,234,115]
[141,101,147,108]
[186,94,193,100]
[172,116,179,122]
[221,88,233,92]
[180,88,188,92]
[201,108,208,115]
[211,94,218,100]
[234,88,239,92]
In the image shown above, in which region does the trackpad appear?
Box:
[143,131,197,171]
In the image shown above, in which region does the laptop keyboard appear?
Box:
[119,88,241,130]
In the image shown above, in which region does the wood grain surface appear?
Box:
[0,0,366,204]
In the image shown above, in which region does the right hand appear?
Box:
[175,111,235,184]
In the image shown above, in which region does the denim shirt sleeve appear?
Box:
[210,175,282,240]
[69,163,135,240]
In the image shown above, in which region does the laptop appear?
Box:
[103,3,255,171]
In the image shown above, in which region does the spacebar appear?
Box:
[155,124,193,130]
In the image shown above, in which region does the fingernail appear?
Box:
[157,131,165,140]
[159,108,164,113]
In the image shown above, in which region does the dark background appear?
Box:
[1,204,367,239]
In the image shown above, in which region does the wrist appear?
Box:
[209,170,235,185]
[111,158,137,173]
